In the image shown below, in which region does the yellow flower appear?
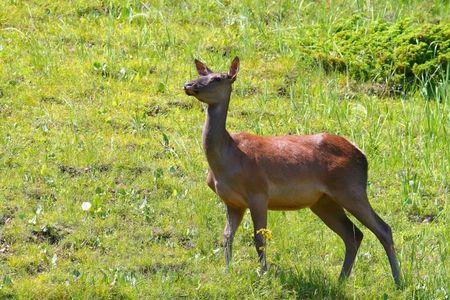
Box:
[256,228,272,240]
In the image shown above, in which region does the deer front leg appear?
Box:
[223,205,245,267]
[248,194,268,272]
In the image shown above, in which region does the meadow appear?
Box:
[0,0,449,298]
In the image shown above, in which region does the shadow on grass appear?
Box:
[276,266,348,299]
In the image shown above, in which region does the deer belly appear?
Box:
[267,182,323,210]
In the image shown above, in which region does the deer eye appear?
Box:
[211,77,221,82]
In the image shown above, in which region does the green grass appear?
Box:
[0,0,449,298]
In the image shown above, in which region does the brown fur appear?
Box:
[184,57,401,285]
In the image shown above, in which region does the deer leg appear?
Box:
[247,194,268,272]
[310,195,363,280]
[223,205,245,267]
[335,190,401,286]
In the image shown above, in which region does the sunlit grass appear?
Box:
[0,0,449,298]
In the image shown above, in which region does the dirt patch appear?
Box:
[58,164,111,177]
[40,96,64,104]
[276,71,298,97]
[120,165,152,175]
[144,104,168,116]
[167,100,193,110]
[30,224,72,245]
[277,86,288,96]
[178,236,195,249]
[0,207,15,226]
[236,85,258,97]
[408,213,437,224]
[0,238,11,254]
[25,261,47,275]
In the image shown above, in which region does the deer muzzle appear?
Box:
[184,82,197,95]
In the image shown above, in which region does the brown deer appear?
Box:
[183,57,401,285]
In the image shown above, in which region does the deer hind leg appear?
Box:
[223,205,245,267]
[311,195,363,280]
[333,188,401,286]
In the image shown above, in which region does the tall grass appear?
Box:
[0,0,449,298]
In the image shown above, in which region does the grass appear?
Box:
[0,0,449,298]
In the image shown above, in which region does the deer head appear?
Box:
[184,57,240,105]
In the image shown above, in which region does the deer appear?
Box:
[183,57,401,286]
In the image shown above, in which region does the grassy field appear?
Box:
[0,0,449,298]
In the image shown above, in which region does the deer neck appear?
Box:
[202,100,235,173]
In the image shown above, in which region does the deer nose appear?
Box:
[184,82,194,90]
[184,82,197,95]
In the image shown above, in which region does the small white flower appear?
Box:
[81,202,92,211]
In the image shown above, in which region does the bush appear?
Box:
[307,17,450,91]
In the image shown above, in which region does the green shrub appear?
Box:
[307,17,450,91]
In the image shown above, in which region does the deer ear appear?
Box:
[194,59,212,76]
[228,56,239,82]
